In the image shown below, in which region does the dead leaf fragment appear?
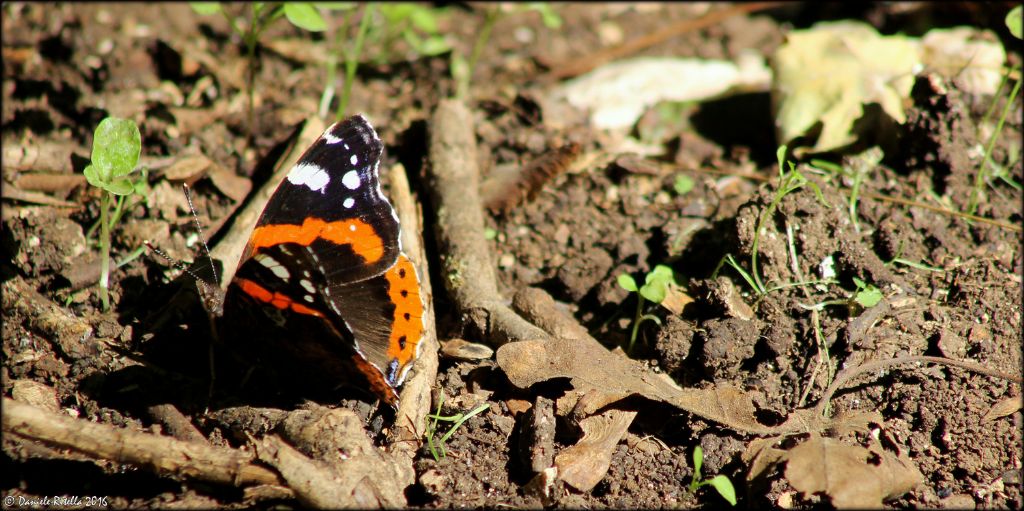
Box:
[208,163,253,203]
[163,154,213,181]
[784,434,922,509]
[439,338,494,361]
[495,336,783,434]
[773,20,919,154]
[554,408,637,492]
[981,395,1023,423]
[11,379,60,413]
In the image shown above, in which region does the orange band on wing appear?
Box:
[236,278,324,317]
[384,255,424,363]
[249,217,384,263]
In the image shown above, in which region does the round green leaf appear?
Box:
[83,164,106,188]
[1007,5,1022,39]
[645,265,674,286]
[409,6,440,33]
[528,3,562,29]
[379,4,414,23]
[314,2,356,11]
[417,35,451,56]
[692,446,703,476]
[673,174,694,195]
[617,273,638,292]
[639,281,666,304]
[106,178,136,196]
[284,3,327,32]
[706,475,737,506]
[189,2,222,16]
[854,286,882,308]
[92,117,141,178]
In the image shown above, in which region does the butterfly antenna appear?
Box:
[182,183,219,284]
[143,239,204,282]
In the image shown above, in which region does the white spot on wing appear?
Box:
[287,163,330,193]
[343,197,355,208]
[342,170,361,190]
[350,154,358,165]
[322,124,342,144]
[255,254,290,280]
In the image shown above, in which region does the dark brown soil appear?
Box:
[3,3,1021,509]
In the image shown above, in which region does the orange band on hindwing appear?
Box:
[248,217,384,263]
[384,255,423,366]
[236,278,325,317]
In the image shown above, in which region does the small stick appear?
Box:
[3,398,285,489]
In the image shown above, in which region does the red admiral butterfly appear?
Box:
[200,115,424,407]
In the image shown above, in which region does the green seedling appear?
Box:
[797,277,881,315]
[83,117,145,311]
[375,3,452,59]
[617,264,679,353]
[190,2,328,137]
[810,147,881,233]
[324,3,452,118]
[332,3,374,119]
[451,3,561,99]
[883,240,945,273]
[673,174,695,196]
[967,6,1022,216]
[688,446,737,506]
[424,392,490,461]
[713,255,835,305]
[722,146,827,296]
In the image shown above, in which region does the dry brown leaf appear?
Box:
[208,162,252,203]
[981,395,1023,423]
[554,408,636,492]
[658,282,693,315]
[783,434,922,509]
[827,410,885,436]
[495,337,780,434]
[163,154,212,181]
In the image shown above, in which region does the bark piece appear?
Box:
[519,396,557,474]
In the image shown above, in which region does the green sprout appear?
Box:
[324,3,452,118]
[809,147,881,233]
[617,264,678,353]
[83,117,145,311]
[190,2,328,138]
[451,3,561,99]
[424,392,490,461]
[719,146,827,297]
[966,6,1022,215]
[673,174,695,196]
[334,3,374,120]
[883,242,945,273]
[797,276,882,315]
[688,446,737,506]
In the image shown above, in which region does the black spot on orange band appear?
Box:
[384,255,423,365]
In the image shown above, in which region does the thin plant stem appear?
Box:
[968,69,1021,215]
[459,6,499,99]
[629,295,646,353]
[99,192,111,311]
[337,3,375,120]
